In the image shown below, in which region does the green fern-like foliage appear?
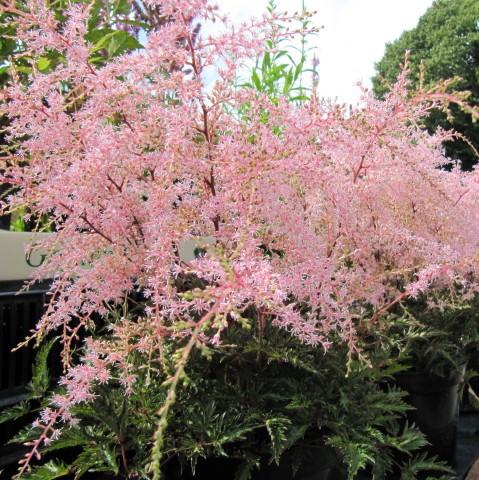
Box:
[17,461,69,480]
[368,292,479,380]
[0,338,57,427]
[2,322,455,480]
[400,453,457,480]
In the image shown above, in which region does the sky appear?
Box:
[218,0,435,104]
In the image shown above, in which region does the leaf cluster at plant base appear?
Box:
[2,323,455,480]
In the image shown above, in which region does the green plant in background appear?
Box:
[368,292,479,380]
[372,0,479,170]
[6,206,53,232]
[9,206,26,232]
[243,0,319,103]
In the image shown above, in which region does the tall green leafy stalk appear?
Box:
[244,0,319,103]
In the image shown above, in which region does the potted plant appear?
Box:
[367,292,479,466]
[2,0,479,478]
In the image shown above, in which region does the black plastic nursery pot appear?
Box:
[396,367,465,466]
[163,445,346,480]
[463,353,479,411]
[255,445,346,480]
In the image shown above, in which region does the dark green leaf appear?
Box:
[251,69,262,91]
[20,461,69,480]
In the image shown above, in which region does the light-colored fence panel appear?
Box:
[0,231,52,281]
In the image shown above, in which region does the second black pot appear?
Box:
[396,367,465,466]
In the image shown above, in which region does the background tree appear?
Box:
[372,0,479,170]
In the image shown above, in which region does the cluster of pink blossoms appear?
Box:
[1,0,479,463]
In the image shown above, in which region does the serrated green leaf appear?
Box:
[7,425,40,446]
[0,401,31,424]
[30,338,57,399]
[265,416,291,465]
[20,460,69,480]
[386,423,429,454]
[42,428,88,454]
[400,452,454,480]
[281,423,309,452]
[72,445,119,479]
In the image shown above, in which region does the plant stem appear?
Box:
[150,305,218,480]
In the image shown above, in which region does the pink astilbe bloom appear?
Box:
[1,0,479,470]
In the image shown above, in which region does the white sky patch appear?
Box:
[215,0,434,105]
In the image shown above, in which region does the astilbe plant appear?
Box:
[1,0,479,476]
